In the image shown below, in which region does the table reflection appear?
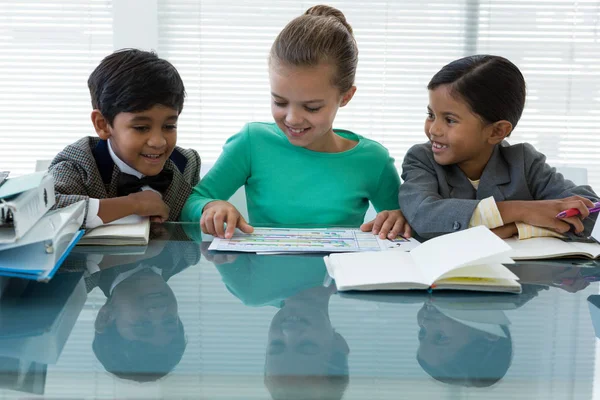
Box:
[80,224,200,382]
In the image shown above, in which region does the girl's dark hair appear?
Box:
[88,48,185,125]
[428,55,526,134]
[269,5,358,93]
[418,325,512,388]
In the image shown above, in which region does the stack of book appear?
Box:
[0,171,84,281]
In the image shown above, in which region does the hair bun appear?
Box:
[305,5,353,34]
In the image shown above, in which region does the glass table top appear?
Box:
[0,222,599,399]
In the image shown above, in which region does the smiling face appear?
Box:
[92,104,178,176]
[266,301,334,375]
[269,62,356,153]
[111,270,179,346]
[425,85,497,180]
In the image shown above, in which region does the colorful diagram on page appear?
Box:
[208,228,390,253]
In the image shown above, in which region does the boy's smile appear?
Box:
[94,104,178,176]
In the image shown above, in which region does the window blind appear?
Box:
[3,1,597,188]
[476,0,600,187]
[0,0,113,176]
[157,0,600,189]
[157,0,471,170]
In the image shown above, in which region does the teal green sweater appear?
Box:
[215,255,329,308]
[181,122,400,227]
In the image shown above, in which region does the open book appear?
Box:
[78,215,150,246]
[324,226,521,293]
[505,237,600,260]
[504,217,600,260]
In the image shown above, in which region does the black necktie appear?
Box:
[117,169,174,196]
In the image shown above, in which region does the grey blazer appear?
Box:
[49,137,201,228]
[399,141,598,239]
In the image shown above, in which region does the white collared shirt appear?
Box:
[109,263,163,295]
[86,139,161,228]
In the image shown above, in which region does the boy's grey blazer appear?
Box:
[49,137,200,228]
[400,141,598,239]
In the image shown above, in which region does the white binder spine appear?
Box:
[0,175,55,243]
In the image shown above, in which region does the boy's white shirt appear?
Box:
[437,306,510,338]
[83,255,163,295]
[86,139,161,228]
[109,263,162,295]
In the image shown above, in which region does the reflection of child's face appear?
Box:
[110,270,179,346]
[417,304,474,366]
[266,302,334,375]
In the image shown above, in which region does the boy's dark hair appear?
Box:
[88,48,185,125]
[428,55,526,135]
[92,318,187,382]
[417,325,512,388]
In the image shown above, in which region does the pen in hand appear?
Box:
[556,202,600,218]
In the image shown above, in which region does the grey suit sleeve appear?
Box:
[524,142,599,234]
[48,160,91,228]
[399,145,480,239]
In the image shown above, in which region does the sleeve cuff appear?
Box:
[86,198,104,229]
[515,222,566,240]
[85,253,104,274]
[469,196,504,229]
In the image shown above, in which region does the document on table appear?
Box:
[208,227,420,253]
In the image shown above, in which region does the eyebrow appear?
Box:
[271,92,324,104]
[427,106,461,119]
[130,115,178,123]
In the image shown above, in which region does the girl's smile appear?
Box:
[269,62,356,153]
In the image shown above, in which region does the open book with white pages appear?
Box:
[324,226,521,293]
[505,216,600,260]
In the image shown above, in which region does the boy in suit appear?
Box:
[400,55,598,240]
[49,49,200,228]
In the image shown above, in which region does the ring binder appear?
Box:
[0,171,8,189]
[0,172,55,243]
[0,202,85,281]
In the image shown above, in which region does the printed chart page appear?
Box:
[208,227,419,253]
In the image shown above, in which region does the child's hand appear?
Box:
[200,241,238,265]
[201,200,254,239]
[512,196,595,234]
[491,223,518,239]
[361,209,412,239]
[129,191,170,222]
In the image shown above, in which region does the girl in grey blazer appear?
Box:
[400,55,598,240]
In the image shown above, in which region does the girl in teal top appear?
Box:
[181,5,411,240]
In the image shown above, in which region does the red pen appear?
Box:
[556,202,600,218]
